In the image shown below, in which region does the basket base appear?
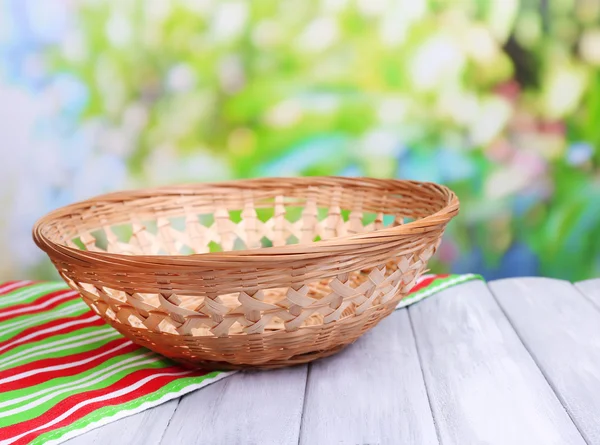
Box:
[100,297,399,371]
[172,343,349,370]
[98,294,401,371]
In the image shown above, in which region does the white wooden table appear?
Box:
[66,278,600,445]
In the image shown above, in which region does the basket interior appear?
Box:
[72,206,405,255]
[44,182,443,257]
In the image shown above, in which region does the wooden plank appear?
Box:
[490,277,600,445]
[410,280,585,445]
[161,366,307,445]
[299,310,439,445]
[575,278,600,308]
[65,399,178,445]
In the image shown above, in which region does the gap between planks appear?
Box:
[407,308,443,445]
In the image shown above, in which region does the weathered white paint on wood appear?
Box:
[160,366,307,445]
[299,310,439,445]
[575,278,600,308]
[410,280,585,445]
[491,277,600,445]
[65,399,178,445]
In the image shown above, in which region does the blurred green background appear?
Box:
[1,0,599,281]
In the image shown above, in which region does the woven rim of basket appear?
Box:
[33,176,459,268]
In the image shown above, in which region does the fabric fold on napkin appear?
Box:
[0,274,481,445]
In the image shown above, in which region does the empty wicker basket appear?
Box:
[33,177,458,369]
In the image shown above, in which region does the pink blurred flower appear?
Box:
[538,120,566,135]
[511,150,547,177]
[494,80,521,102]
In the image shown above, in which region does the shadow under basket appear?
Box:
[33,176,459,369]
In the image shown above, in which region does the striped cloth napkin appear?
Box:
[0,274,479,444]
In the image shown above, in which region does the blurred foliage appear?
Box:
[10,0,600,280]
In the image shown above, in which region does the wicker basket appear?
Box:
[33,177,458,369]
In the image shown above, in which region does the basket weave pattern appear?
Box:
[34,177,458,369]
